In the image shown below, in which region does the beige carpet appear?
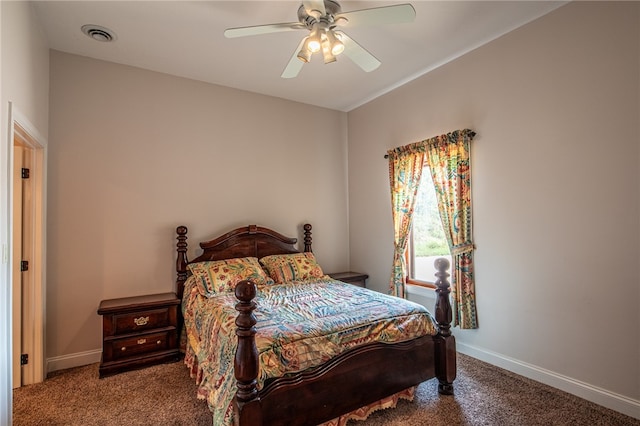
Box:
[13,353,638,425]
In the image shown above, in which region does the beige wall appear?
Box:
[47,51,349,358]
[348,0,639,405]
[1,2,49,138]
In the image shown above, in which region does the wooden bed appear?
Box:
[176,223,456,426]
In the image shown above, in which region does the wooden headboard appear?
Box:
[175,224,313,300]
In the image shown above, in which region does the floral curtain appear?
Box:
[386,144,427,299]
[387,129,478,329]
[425,129,477,329]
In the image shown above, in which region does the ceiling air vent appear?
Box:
[81,25,117,42]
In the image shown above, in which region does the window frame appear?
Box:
[405,231,437,290]
[405,164,451,291]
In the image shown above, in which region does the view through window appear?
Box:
[408,168,451,285]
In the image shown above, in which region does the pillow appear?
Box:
[259,252,324,283]
[187,257,274,297]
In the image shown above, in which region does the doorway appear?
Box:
[10,106,46,388]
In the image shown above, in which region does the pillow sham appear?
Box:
[259,252,324,283]
[187,257,274,297]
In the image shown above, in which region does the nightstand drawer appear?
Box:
[109,330,171,361]
[111,308,171,335]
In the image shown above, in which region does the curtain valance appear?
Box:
[385,129,476,159]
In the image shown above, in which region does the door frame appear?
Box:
[8,102,47,386]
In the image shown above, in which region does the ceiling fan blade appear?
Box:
[281,38,307,79]
[302,0,326,17]
[339,32,381,72]
[224,22,304,38]
[337,4,416,27]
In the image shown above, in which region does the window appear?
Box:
[388,129,476,327]
[406,167,451,288]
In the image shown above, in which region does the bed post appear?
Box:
[234,280,262,426]
[434,258,456,395]
[303,223,312,252]
[175,226,189,341]
[176,226,189,299]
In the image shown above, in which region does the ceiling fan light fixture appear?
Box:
[321,38,337,64]
[306,26,322,53]
[297,40,312,63]
[308,39,321,53]
[327,30,344,56]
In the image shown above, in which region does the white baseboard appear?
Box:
[46,349,102,375]
[457,341,640,420]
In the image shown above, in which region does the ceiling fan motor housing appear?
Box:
[298,0,342,28]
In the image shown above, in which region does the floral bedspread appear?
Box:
[182,276,438,425]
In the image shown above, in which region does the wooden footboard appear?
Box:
[233,259,456,426]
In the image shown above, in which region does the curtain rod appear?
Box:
[383,130,476,159]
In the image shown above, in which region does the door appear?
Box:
[12,138,35,387]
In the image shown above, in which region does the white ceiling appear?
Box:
[32,1,566,112]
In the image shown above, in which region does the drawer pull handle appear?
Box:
[134,316,149,326]
[157,340,162,345]
[121,347,126,351]
[137,339,147,345]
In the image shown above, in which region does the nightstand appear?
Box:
[328,271,369,288]
[97,292,181,378]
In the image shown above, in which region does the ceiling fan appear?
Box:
[224,1,416,78]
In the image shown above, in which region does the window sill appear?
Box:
[406,283,436,299]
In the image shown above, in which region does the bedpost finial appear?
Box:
[176,226,188,258]
[434,257,450,274]
[303,224,312,252]
[235,280,257,303]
